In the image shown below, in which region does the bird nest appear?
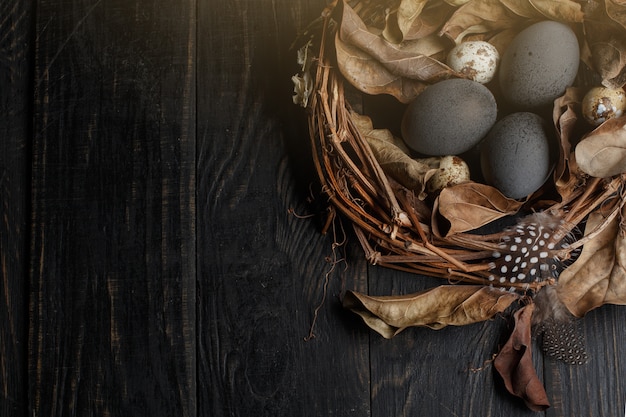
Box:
[294,0,626,410]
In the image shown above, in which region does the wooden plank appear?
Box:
[29,0,196,415]
[544,305,626,417]
[196,0,371,415]
[367,267,545,416]
[0,1,33,416]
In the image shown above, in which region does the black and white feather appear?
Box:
[487,211,588,365]
[487,212,574,288]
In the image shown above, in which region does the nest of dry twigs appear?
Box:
[300,0,626,295]
[295,0,626,409]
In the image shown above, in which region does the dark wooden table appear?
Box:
[2,0,625,416]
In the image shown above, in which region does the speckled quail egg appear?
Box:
[447,41,499,84]
[581,86,626,126]
[426,155,471,193]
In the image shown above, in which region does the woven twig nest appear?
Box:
[295,0,626,410]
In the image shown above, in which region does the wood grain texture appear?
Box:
[544,305,626,417]
[4,0,625,416]
[0,1,33,416]
[196,0,370,415]
[367,267,545,417]
[29,0,196,415]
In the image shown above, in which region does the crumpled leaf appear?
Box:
[340,1,454,81]
[501,0,583,22]
[350,111,438,198]
[440,0,582,45]
[606,0,626,31]
[588,37,626,89]
[336,34,428,102]
[440,0,526,44]
[394,0,430,40]
[343,285,519,338]
[435,182,523,235]
[582,0,626,88]
[575,116,626,178]
[336,1,455,102]
[557,205,626,317]
[552,87,586,200]
[291,40,314,107]
[383,0,453,43]
[494,304,550,412]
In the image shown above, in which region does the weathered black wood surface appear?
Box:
[1,1,33,416]
[1,0,625,416]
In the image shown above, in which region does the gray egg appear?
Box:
[481,112,551,199]
[499,21,579,110]
[401,78,497,156]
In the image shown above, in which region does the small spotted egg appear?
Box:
[426,155,470,193]
[581,86,626,126]
[447,41,499,84]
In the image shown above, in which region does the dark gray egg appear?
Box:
[499,21,579,110]
[481,112,551,199]
[401,78,497,156]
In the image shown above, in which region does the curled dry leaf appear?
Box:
[343,285,519,338]
[435,182,523,235]
[494,304,550,412]
[575,116,626,178]
[391,0,430,42]
[336,34,428,102]
[557,205,626,317]
[440,0,582,45]
[502,0,583,22]
[383,0,454,43]
[582,0,626,88]
[552,87,586,200]
[588,36,626,89]
[606,0,626,31]
[350,111,438,198]
[292,40,315,107]
[340,1,455,81]
[440,0,525,44]
[336,1,455,102]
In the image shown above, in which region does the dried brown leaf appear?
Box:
[439,0,522,43]
[494,304,550,412]
[400,34,451,61]
[583,1,626,88]
[483,27,519,55]
[384,0,454,43]
[396,0,430,39]
[606,0,626,30]
[591,38,626,87]
[343,285,519,338]
[441,0,582,44]
[496,0,542,19]
[350,111,437,197]
[337,1,456,92]
[335,34,428,102]
[575,116,626,178]
[552,87,585,199]
[436,182,523,235]
[557,206,626,317]
[526,0,583,21]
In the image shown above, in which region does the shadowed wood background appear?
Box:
[1,0,625,416]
